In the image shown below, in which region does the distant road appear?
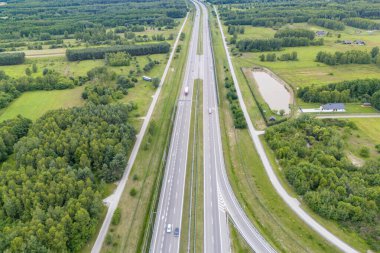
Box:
[150,5,200,253]
[316,113,380,119]
[214,5,359,253]
[91,14,189,253]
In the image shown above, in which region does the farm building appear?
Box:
[321,103,345,112]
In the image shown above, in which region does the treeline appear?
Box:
[224,77,247,128]
[260,51,298,62]
[236,37,323,52]
[0,70,75,109]
[265,115,380,250]
[298,79,380,110]
[0,104,136,252]
[274,28,315,40]
[0,52,25,66]
[308,18,345,31]
[343,18,380,30]
[66,42,170,61]
[315,50,372,65]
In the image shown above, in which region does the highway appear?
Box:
[91,13,189,253]
[197,1,277,252]
[214,5,359,253]
[199,1,230,252]
[149,3,201,253]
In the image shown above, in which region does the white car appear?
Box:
[208,108,212,114]
[166,224,172,233]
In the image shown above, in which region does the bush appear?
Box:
[105,52,131,66]
[111,208,121,225]
[359,147,370,158]
[130,188,138,197]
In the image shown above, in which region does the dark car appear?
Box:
[174,227,180,237]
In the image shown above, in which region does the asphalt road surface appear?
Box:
[198,1,230,252]
[91,13,189,253]
[214,5,359,253]
[149,4,201,253]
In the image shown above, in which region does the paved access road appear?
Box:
[150,4,201,253]
[316,113,380,119]
[214,5,359,253]
[91,13,189,253]
[198,1,276,253]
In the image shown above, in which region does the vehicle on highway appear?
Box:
[184,86,189,95]
[166,224,172,233]
[174,227,180,237]
[208,108,212,114]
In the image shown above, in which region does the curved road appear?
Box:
[214,5,359,253]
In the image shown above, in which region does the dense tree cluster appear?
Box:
[274,28,315,40]
[0,104,136,252]
[260,52,298,62]
[143,58,160,72]
[224,78,247,128]
[227,25,245,35]
[0,52,25,66]
[343,18,380,30]
[315,50,373,65]
[83,67,137,105]
[308,18,345,30]
[298,79,380,110]
[105,52,131,66]
[265,115,380,249]
[0,70,75,109]
[0,116,32,162]
[75,27,120,45]
[66,42,170,61]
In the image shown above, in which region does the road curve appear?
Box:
[150,4,200,253]
[214,5,359,253]
[198,1,276,253]
[91,13,189,253]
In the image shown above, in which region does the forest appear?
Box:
[0,104,136,252]
[216,0,380,29]
[298,79,380,110]
[0,0,187,40]
[265,115,379,250]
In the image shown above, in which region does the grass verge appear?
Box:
[229,221,254,253]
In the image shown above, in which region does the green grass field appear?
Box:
[346,118,380,159]
[0,86,85,121]
[225,23,380,88]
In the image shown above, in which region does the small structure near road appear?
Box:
[316,30,327,37]
[321,103,345,112]
[362,102,371,107]
[142,76,152,82]
[354,40,366,45]
[342,40,353,45]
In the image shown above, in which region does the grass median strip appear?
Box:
[100,9,194,253]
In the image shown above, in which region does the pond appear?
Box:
[252,71,291,114]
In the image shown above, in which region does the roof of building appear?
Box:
[322,103,345,110]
